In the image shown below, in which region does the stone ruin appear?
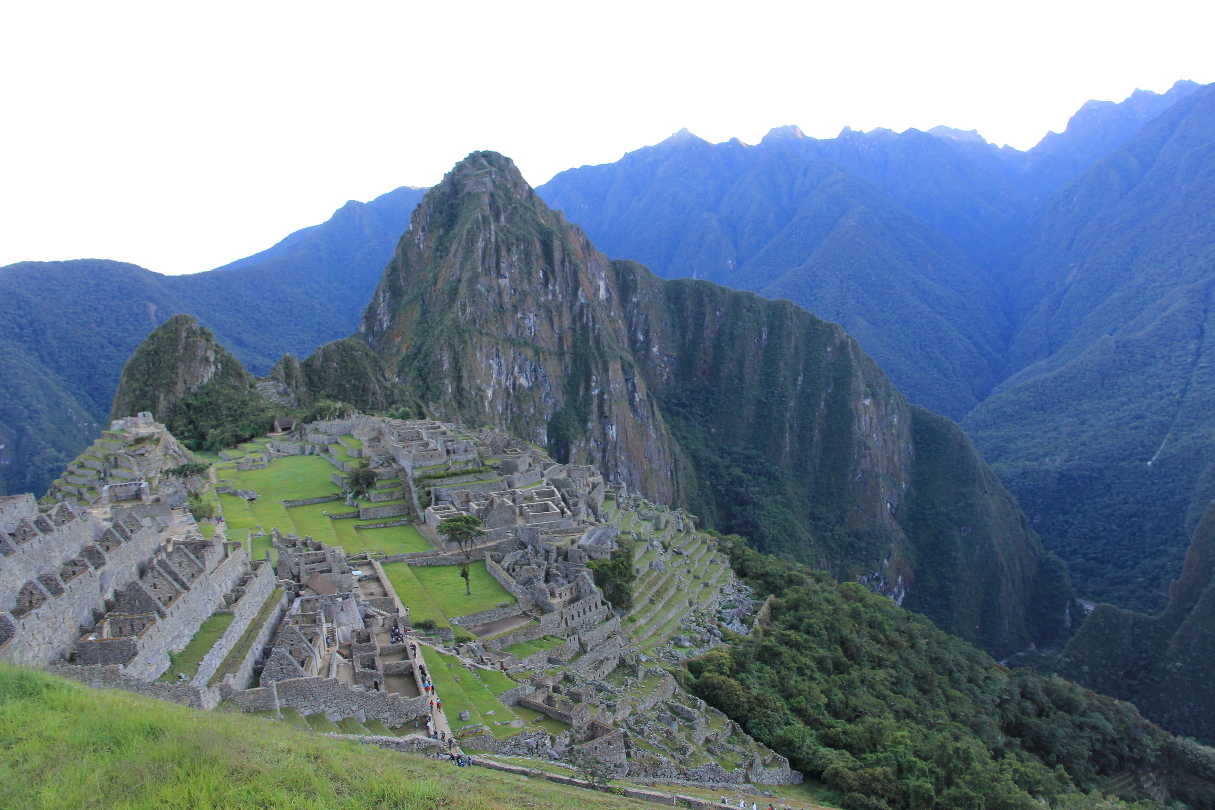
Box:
[2,412,798,792]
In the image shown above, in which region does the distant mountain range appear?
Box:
[0,186,424,497]
[535,79,1213,614]
[3,79,1211,622]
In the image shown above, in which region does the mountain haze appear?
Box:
[965,81,1215,609]
[539,134,1010,419]
[357,150,1075,655]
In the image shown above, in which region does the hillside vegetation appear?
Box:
[0,663,650,810]
[686,541,1215,810]
[1056,503,1215,744]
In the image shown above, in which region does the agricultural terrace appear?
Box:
[196,443,430,560]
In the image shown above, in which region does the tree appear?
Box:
[587,547,636,610]
[346,461,377,499]
[437,514,483,595]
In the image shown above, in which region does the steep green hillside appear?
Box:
[112,314,274,452]
[0,186,424,497]
[964,82,1215,609]
[356,150,1075,656]
[688,542,1215,810]
[0,664,649,810]
[1056,503,1215,743]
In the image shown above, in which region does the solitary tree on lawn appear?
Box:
[437,513,484,595]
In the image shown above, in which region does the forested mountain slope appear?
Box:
[0,186,424,497]
[691,542,1215,810]
[356,150,1076,655]
[1056,502,1215,743]
[964,82,1215,610]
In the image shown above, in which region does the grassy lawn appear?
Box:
[278,707,310,730]
[381,563,451,628]
[158,613,234,682]
[503,636,565,658]
[426,650,520,738]
[410,562,514,621]
[476,666,519,696]
[382,562,517,628]
[305,713,340,733]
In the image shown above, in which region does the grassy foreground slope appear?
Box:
[0,664,647,810]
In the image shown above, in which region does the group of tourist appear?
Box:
[389,625,407,644]
[721,800,773,810]
[431,752,474,767]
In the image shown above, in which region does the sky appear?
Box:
[1,0,1212,276]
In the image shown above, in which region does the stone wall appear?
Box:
[281,495,341,508]
[218,682,278,712]
[358,503,409,520]
[191,560,278,686]
[367,488,406,503]
[48,663,220,711]
[495,682,538,706]
[216,591,290,690]
[449,602,523,628]
[0,509,164,666]
[465,756,718,809]
[120,544,252,680]
[487,612,568,653]
[429,478,506,503]
[271,675,430,727]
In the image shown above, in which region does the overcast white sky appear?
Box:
[1,0,1211,275]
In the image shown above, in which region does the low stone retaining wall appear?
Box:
[368,489,405,503]
[495,682,537,706]
[355,519,412,530]
[465,756,718,809]
[48,663,220,711]
[359,503,410,520]
[321,453,351,473]
[485,611,566,653]
[281,495,341,508]
[449,602,523,629]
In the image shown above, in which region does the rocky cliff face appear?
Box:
[357,151,1074,655]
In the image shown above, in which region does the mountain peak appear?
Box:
[927,125,988,144]
[760,124,806,145]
